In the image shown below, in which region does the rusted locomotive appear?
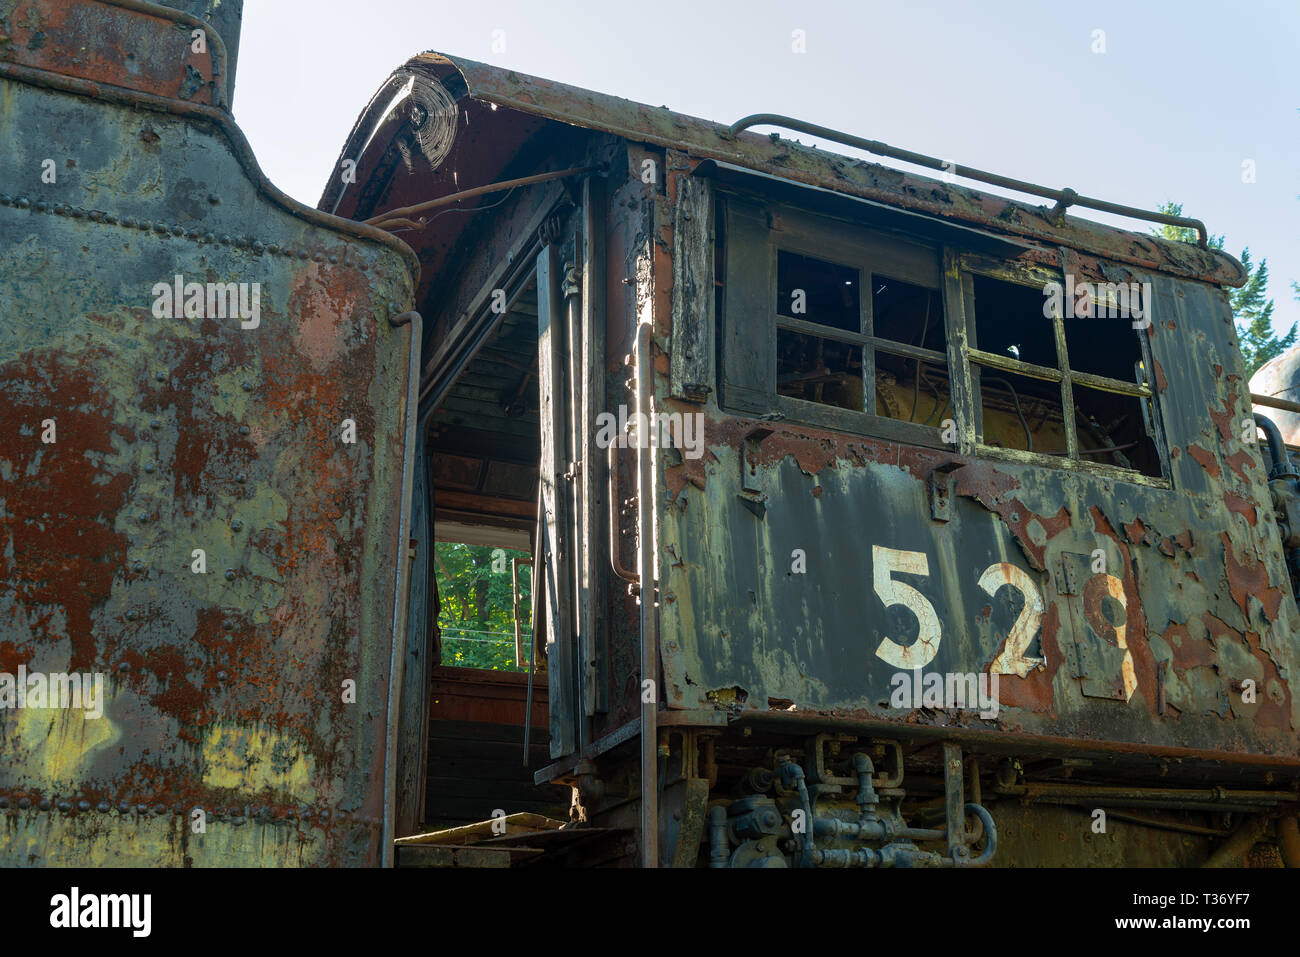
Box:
[4,0,1300,868]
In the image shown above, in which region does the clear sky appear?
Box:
[236,0,1299,338]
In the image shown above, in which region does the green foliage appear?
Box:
[434,541,531,672]
[1153,202,1295,377]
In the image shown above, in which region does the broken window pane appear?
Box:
[873,276,944,353]
[1063,313,1145,381]
[777,250,860,332]
[979,368,1065,454]
[777,328,863,410]
[1073,385,1162,477]
[875,353,951,424]
[972,274,1057,368]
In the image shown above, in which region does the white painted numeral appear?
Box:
[1087,573,1136,701]
[979,563,1045,677]
[872,546,942,669]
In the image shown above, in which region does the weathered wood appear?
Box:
[562,250,587,740]
[670,176,715,403]
[427,717,548,744]
[720,197,777,416]
[943,247,978,452]
[396,844,518,868]
[537,244,577,757]
[580,174,609,717]
[398,812,563,846]
[394,437,432,837]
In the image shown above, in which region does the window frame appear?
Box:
[721,194,951,450]
[717,192,1172,487]
[955,251,1168,484]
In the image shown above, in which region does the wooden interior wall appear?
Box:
[422,667,570,831]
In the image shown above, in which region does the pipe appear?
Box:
[366,165,598,228]
[726,114,1209,247]
[1203,815,1270,868]
[636,321,659,868]
[953,804,998,867]
[852,753,879,819]
[779,759,817,855]
[708,804,731,867]
[994,781,1291,807]
[1252,391,1300,416]
[1254,412,1294,480]
[607,443,639,583]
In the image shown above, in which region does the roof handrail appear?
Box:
[727,113,1208,248]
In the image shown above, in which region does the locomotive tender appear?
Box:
[3,0,1299,868]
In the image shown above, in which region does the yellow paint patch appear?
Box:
[13,704,120,791]
[200,723,316,798]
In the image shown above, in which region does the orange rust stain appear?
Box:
[1239,630,1292,730]
[1152,359,1168,393]
[1161,620,1216,672]
[1186,444,1219,478]
[1208,404,1235,443]
[1122,517,1148,543]
[1223,491,1257,525]
[1089,505,1118,540]
[0,350,133,671]
[1220,532,1284,622]
[1225,449,1257,482]
[995,604,1062,713]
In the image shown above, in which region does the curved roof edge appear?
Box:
[329,51,1246,288]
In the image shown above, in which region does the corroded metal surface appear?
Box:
[0,29,417,864]
[657,266,1300,762]
[392,53,1244,288]
[1,0,228,106]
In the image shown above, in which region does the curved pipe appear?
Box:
[607,443,639,583]
[952,803,998,867]
[1255,412,1294,480]
[367,165,598,228]
[727,114,1210,247]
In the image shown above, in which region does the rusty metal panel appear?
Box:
[0,65,417,864]
[1,0,228,106]
[658,256,1300,763]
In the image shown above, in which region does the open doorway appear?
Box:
[418,272,570,834]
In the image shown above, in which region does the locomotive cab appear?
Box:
[329,52,1300,868]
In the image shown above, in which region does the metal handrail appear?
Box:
[727,114,1209,247]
